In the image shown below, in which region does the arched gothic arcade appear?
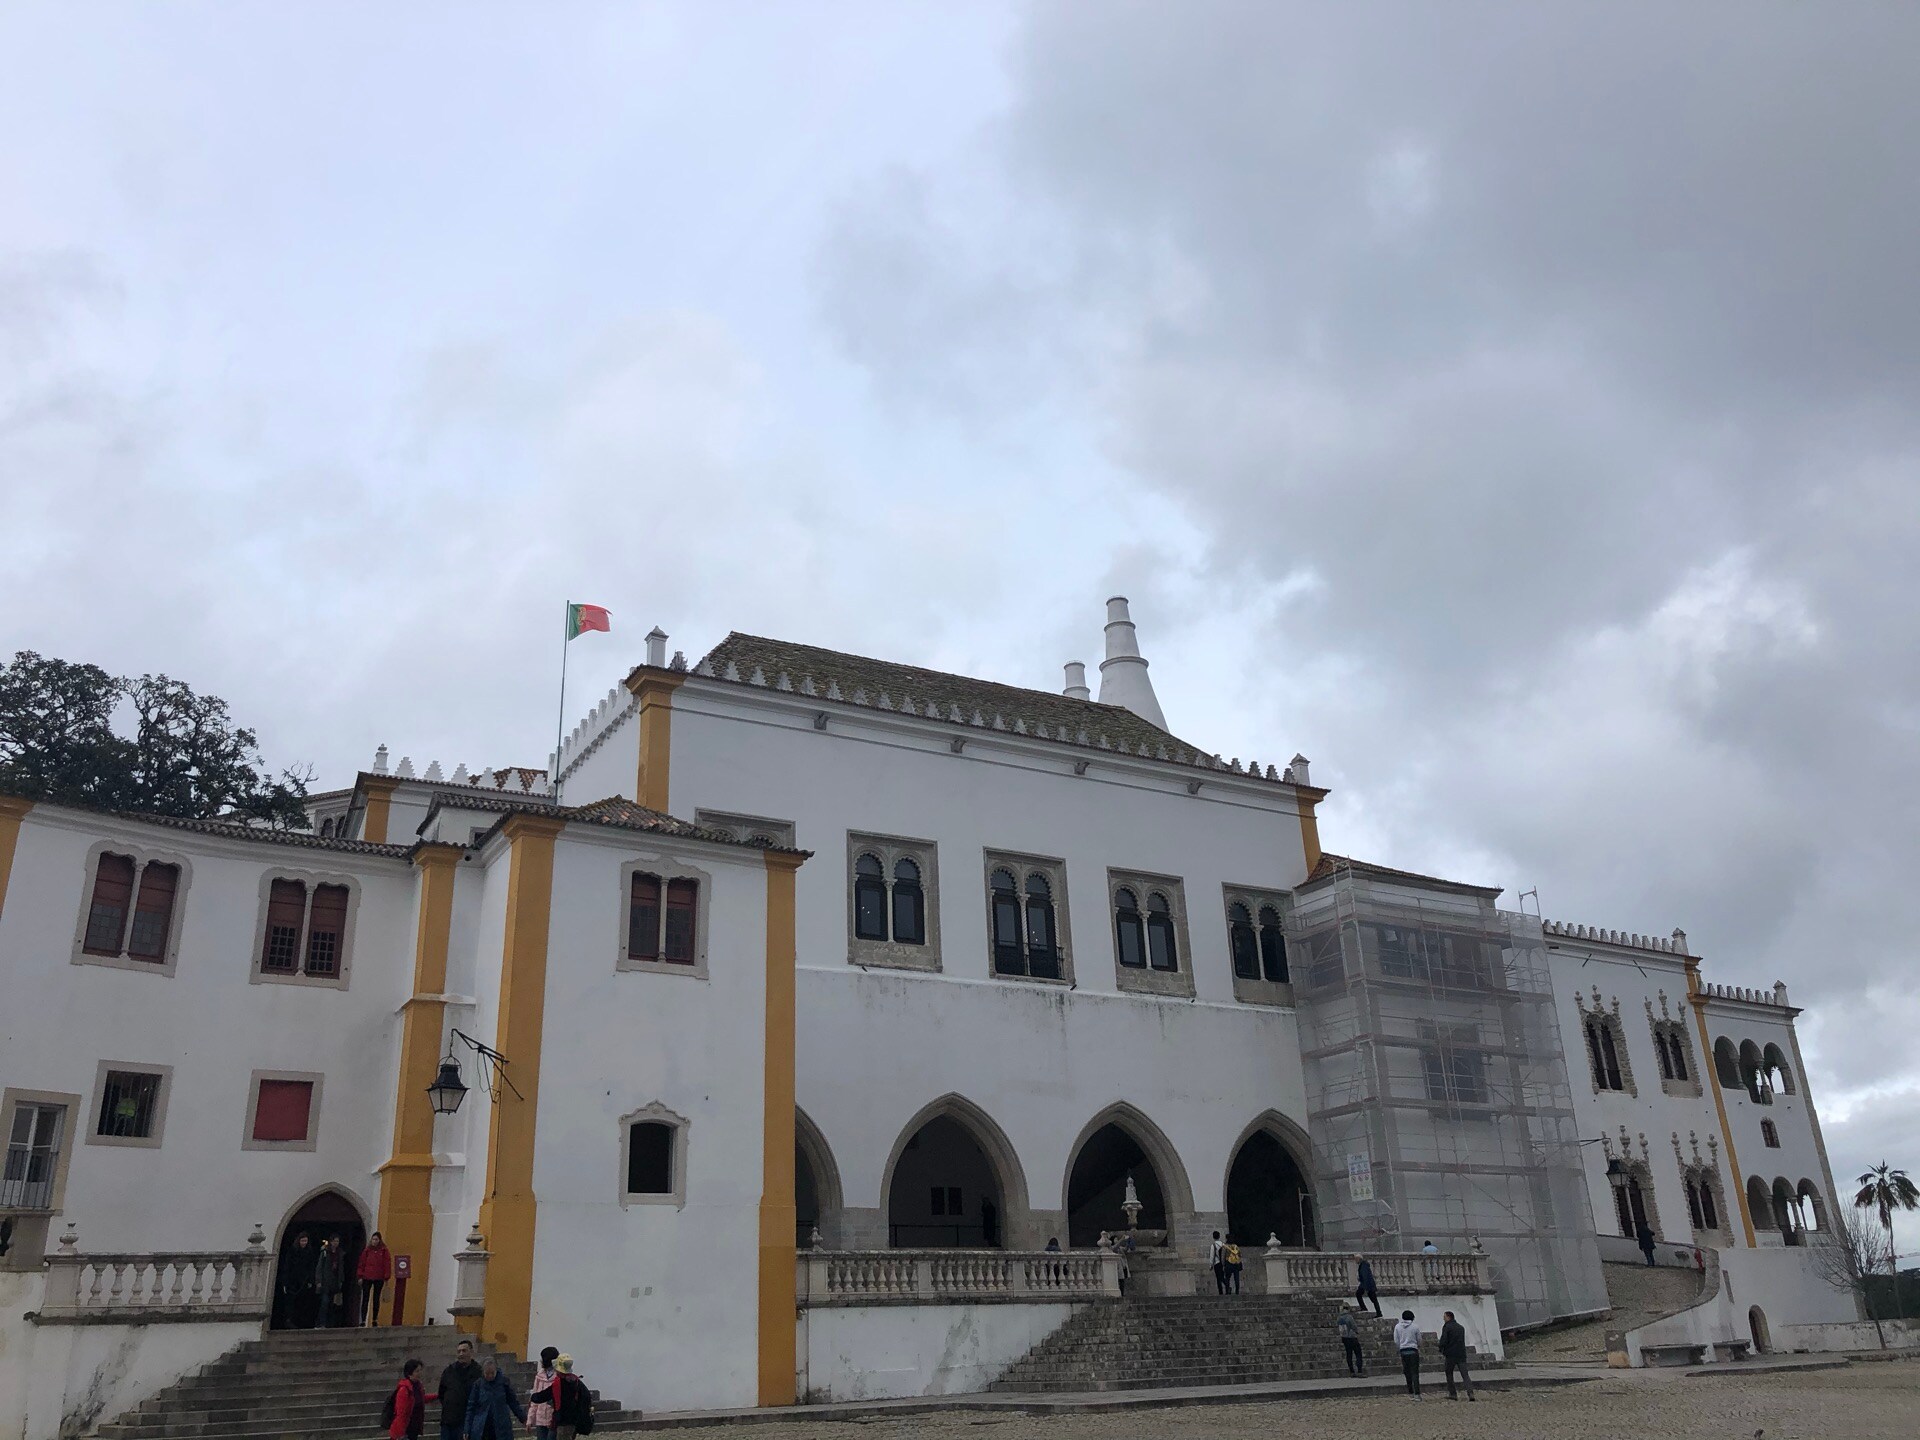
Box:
[790,1097,1317,1254]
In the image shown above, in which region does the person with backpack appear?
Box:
[382,1359,427,1440]
[1336,1307,1365,1376]
[1223,1236,1243,1294]
[549,1355,597,1438]
[527,1348,561,1440]
[464,1358,526,1440]
[358,1232,395,1326]
[1393,1309,1423,1398]
[435,1340,482,1440]
[1208,1231,1227,1294]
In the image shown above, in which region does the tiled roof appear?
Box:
[695,633,1302,783]
[424,791,802,854]
[5,793,410,859]
[1302,852,1505,899]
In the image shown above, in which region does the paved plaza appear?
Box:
[658,1362,1920,1439]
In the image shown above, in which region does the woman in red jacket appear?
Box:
[388,1360,426,1440]
[357,1232,394,1327]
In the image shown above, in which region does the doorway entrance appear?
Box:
[272,1190,367,1329]
[888,1115,1006,1247]
[1066,1124,1167,1247]
[1226,1130,1316,1248]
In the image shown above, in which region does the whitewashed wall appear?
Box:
[799,1301,1084,1401]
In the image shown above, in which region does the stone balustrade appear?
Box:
[797,1249,1121,1307]
[33,1224,273,1325]
[1262,1246,1493,1297]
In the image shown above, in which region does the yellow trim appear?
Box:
[1296,798,1323,874]
[758,850,803,1407]
[623,670,687,811]
[0,796,32,922]
[1688,962,1756,1246]
[362,777,401,845]
[478,814,564,1354]
[376,842,464,1323]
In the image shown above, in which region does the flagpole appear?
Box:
[554,603,570,802]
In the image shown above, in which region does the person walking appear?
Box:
[435,1340,483,1440]
[279,1232,317,1329]
[1636,1219,1657,1267]
[358,1232,394,1327]
[464,1358,526,1440]
[527,1348,561,1440]
[1393,1310,1423,1398]
[549,1356,595,1440]
[1439,1310,1475,1401]
[1223,1236,1243,1295]
[1209,1232,1227,1295]
[386,1360,428,1440]
[1336,1308,1365,1376]
[314,1235,347,1328]
[1354,1255,1382,1316]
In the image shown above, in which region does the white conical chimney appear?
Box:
[1096,597,1168,731]
[1063,662,1091,701]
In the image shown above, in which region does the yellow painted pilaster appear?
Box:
[1297,799,1323,874]
[478,814,564,1356]
[623,670,687,811]
[1688,961,1757,1246]
[363,777,401,845]
[376,842,465,1324]
[758,851,803,1407]
[0,795,32,922]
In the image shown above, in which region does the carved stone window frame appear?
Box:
[693,809,797,849]
[618,1102,690,1210]
[616,856,715,979]
[981,849,1074,987]
[1222,883,1294,1008]
[249,868,362,991]
[70,839,195,978]
[1576,988,1638,1097]
[1107,869,1195,999]
[846,832,941,974]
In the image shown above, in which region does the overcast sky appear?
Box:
[4,2,1916,1249]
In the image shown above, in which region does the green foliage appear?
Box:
[0,651,311,828]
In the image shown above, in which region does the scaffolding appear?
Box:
[1289,862,1607,1327]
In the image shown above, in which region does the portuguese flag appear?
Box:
[566,602,611,641]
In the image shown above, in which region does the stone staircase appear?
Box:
[991,1294,1490,1393]
[91,1326,642,1440]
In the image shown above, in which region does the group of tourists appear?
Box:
[385,1339,597,1440]
[277,1230,394,1329]
[1206,1231,1245,1294]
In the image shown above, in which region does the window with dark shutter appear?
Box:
[891,858,925,945]
[1228,903,1258,979]
[251,1080,314,1143]
[1146,892,1178,971]
[627,873,661,961]
[1024,873,1059,979]
[1668,1033,1689,1081]
[626,1121,673,1194]
[84,853,136,955]
[1257,905,1288,983]
[1114,889,1145,968]
[663,878,697,963]
[991,869,1024,975]
[304,884,348,976]
[262,879,307,973]
[126,862,179,960]
[853,855,887,941]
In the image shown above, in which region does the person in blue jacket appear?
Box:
[464,1358,527,1440]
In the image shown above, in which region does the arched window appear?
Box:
[891,858,926,945]
[1762,1044,1795,1096]
[1699,1178,1719,1230]
[627,873,662,961]
[319,817,335,838]
[1612,1170,1653,1237]
[1587,1017,1624,1091]
[853,854,887,941]
[1740,1041,1771,1104]
[1666,1032,1690,1082]
[1024,873,1061,979]
[1714,1037,1741,1089]
[1257,905,1289,983]
[1686,1179,1705,1231]
[1114,888,1146,969]
[1797,1181,1825,1232]
[990,869,1023,975]
[1760,1118,1780,1148]
[1228,903,1259,980]
[1146,892,1179,971]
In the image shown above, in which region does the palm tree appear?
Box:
[1854,1162,1919,1317]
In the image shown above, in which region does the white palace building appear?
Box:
[0,600,1864,1435]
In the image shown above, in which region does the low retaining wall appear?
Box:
[797,1301,1087,1401]
[1626,1245,1863,1366]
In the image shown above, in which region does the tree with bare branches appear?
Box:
[1808,1203,1894,1347]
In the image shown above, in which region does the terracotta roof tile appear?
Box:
[1302,852,1505,899]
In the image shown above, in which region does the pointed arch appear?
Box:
[794,1106,843,1218]
[1061,1102,1196,1217]
[879,1093,1031,1247]
[1223,1110,1317,1248]
[271,1182,372,1249]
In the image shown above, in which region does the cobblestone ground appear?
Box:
[680,1364,1919,1440]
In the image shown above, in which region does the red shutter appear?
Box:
[84,853,136,955]
[262,879,307,972]
[664,878,698,963]
[126,862,180,960]
[305,884,349,976]
[628,874,661,960]
[252,1080,313,1142]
